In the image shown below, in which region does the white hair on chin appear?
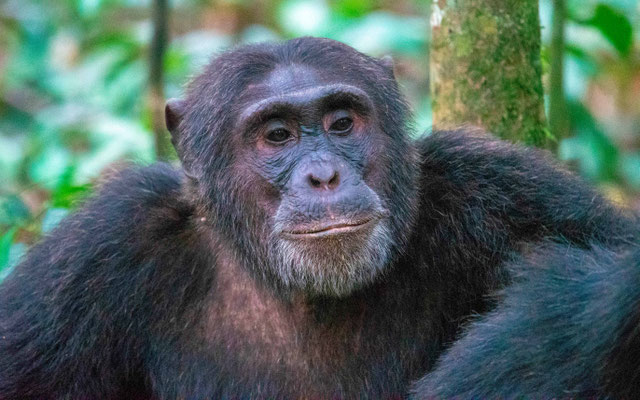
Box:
[268,222,393,297]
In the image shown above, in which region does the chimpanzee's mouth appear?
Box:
[281,218,376,238]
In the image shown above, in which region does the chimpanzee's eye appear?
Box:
[329,117,353,135]
[266,128,292,143]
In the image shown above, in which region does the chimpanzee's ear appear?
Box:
[380,55,395,75]
[165,98,187,144]
[165,98,197,177]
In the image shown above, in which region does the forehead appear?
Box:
[244,63,350,100]
[265,64,321,93]
[235,63,374,127]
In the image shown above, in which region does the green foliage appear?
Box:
[558,101,618,181]
[276,0,427,55]
[575,4,633,57]
[541,0,640,193]
[0,0,158,272]
[0,195,30,226]
[0,227,26,280]
[0,228,18,276]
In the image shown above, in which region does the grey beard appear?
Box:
[268,221,393,297]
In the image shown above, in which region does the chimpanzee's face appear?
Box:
[229,64,395,297]
[168,38,418,297]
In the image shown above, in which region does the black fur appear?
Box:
[412,239,640,398]
[0,38,637,399]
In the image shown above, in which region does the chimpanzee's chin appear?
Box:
[270,220,393,297]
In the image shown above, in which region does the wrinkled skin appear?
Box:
[205,65,409,296]
[166,43,419,300]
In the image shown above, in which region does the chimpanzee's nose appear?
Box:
[307,168,340,191]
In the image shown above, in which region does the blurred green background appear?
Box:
[0,0,639,278]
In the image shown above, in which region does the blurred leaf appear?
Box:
[576,4,633,57]
[51,184,91,208]
[0,227,17,273]
[1,242,27,280]
[278,0,330,36]
[41,208,69,233]
[564,45,597,74]
[620,153,640,190]
[558,101,618,182]
[35,103,87,132]
[0,134,27,184]
[50,167,92,208]
[8,241,26,269]
[240,25,281,45]
[172,30,231,71]
[85,31,142,52]
[46,46,134,107]
[0,195,31,226]
[567,0,639,23]
[334,12,428,55]
[76,0,105,17]
[72,114,153,183]
[28,143,73,189]
[102,59,146,113]
[413,97,432,138]
[562,53,594,100]
[332,0,375,18]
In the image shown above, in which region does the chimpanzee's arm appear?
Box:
[412,239,640,398]
[0,164,199,399]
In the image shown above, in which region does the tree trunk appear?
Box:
[149,0,171,160]
[430,0,549,147]
[548,0,569,149]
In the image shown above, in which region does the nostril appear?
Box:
[307,170,340,190]
[308,175,322,188]
[328,171,340,189]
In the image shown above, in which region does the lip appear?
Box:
[281,218,376,239]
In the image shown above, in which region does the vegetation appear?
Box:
[0,0,638,279]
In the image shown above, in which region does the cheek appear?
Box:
[257,182,281,217]
[232,154,282,219]
[361,132,391,195]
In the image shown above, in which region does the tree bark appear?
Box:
[430,0,549,147]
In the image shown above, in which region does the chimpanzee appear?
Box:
[0,37,637,399]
